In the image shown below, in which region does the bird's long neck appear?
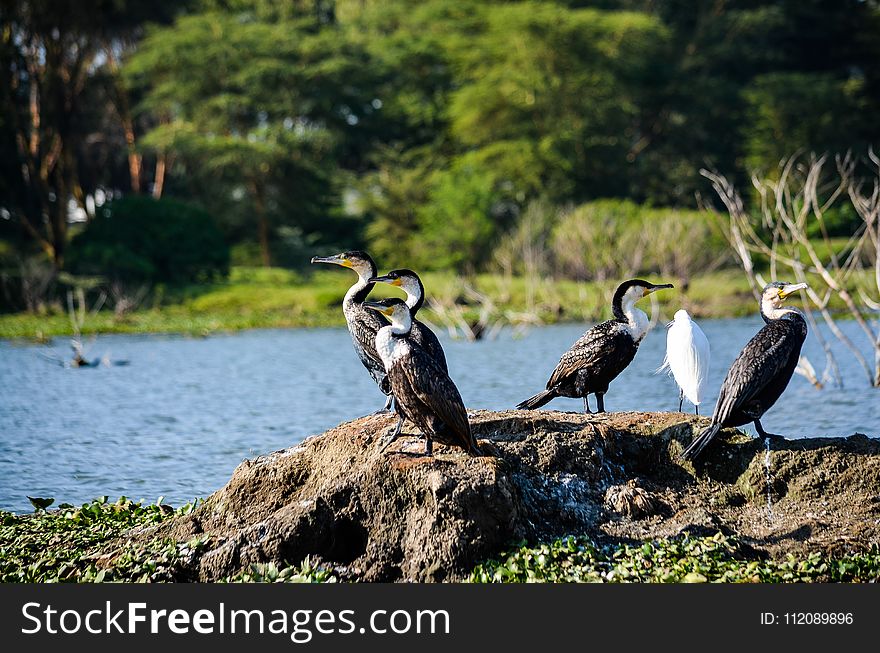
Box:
[344,262,377,305]
[614,296,649,342]
[760,303,805,324]
[388,312,412,337]
[400,277,424,313]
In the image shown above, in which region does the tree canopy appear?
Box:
[1,0,878,274]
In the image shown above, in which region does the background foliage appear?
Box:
[1,0,878,308]
[67,197,229,284]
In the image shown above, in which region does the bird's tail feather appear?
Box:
[516,388,556,410]
[680,423,721,461]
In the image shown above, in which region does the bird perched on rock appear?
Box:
[310,251,392,411]
[658,309,710,414]
[680,281,808,461]
[517,279,673,413]
[369,268,447,373]
[364,298,480,456]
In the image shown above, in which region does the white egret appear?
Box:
[659,309,710,414]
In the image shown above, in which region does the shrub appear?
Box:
[67,197,229,284]
[550,199,648,281]
[492,199,556,277]
[548,199,729,283]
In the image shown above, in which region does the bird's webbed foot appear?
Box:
[754,420,781,440]
[379,416,404,450]
[424,438,433,456]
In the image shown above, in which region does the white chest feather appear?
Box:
[375,327,409,367]
[621,306,649,343]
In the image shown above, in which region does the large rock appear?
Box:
[141,410,880,581]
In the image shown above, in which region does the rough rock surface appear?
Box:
[136,410,880,581]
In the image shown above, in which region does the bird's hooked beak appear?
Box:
[363,301,393,317]
[368,274,401,286]
[778,282,808,300]
[311,254,351,268]
[644,283,674,296]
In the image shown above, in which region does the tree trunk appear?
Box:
[152,153,167,199]
[107,48,142,193]
[259,212,271,267]
[250,180,271,267]
[49,197,66,269]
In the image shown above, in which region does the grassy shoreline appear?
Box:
[1,265,869,341]
[0,267,761,340]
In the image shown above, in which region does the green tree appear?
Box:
[0,0,182,266]
[743,73,871,173]
[361,147,437,269]
[125,9,382,266]
[418,159,502,272]
[446,2,668,202]
[67,196,229,284]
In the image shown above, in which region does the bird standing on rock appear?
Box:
[517,279,674,413]
[310,251,393,412]
[364,298,480,456]
[680,281,808,461]
[659,309,710,414]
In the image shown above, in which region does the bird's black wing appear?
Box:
[713,320,804,424]
[547,321,634,389]
[413,319,448,374]
[350,305,386,362]
[388,346,474,450]
[348,305,389,387]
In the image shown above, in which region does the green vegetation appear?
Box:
[470,533,880,583]
[4,503,877,583]
[0,497,200,582]
[3,0,878,285]
[223,559,338,584]
[0,497,334,583]
[3,261,873,340]
[0,266,761,340]
[67,197,229,284]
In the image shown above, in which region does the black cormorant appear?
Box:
[310,250,392,411]
[364,298,480,456]
[680,281,809,461]
[368,269,448,373]
[517,279,673,413]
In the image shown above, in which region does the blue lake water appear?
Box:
[1,317,877,512]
